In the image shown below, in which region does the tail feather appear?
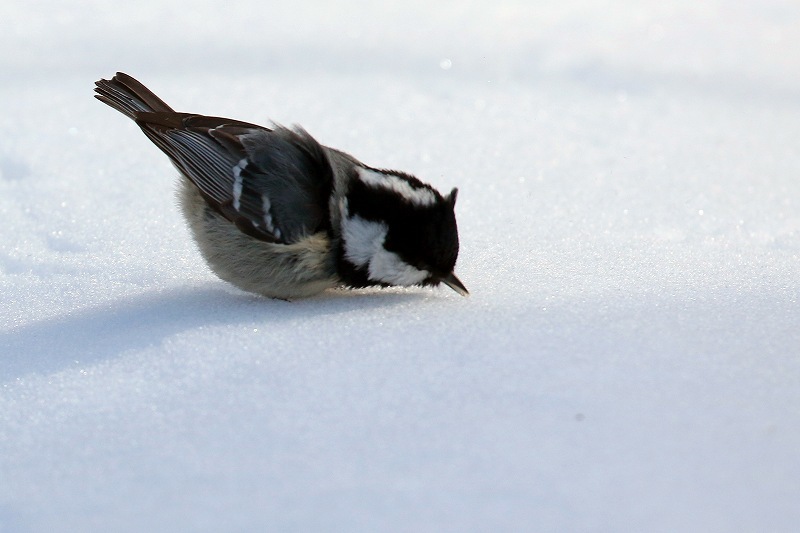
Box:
[94,72,174,119]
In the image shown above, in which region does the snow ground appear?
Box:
[1,1,800,531]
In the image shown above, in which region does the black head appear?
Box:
[338,167,467,295]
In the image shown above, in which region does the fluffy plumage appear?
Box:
[94,72,467,299]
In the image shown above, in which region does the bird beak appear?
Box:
[441,272,469,296]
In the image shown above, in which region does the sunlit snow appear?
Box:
[1,1,799,531]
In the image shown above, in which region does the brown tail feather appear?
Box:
[94,72,175,119]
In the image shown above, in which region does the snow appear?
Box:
[2,0,800,531]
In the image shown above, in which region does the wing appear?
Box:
[135,112,334,243]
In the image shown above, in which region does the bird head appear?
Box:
[338,167,467,296]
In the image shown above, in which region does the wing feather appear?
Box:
[134,114,334,243]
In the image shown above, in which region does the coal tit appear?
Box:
[94,73,467,299]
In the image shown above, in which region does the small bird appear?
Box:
[94,73,467,300]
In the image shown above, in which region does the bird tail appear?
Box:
[94,72,175,119]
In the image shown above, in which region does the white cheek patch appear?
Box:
[342,214,429,286]
[343,214,387,268]
[357,168,438,207]
[368,248,429,286]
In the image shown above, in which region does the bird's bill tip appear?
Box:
[442,272,469,296]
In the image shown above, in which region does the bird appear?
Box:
[94,72,467,300]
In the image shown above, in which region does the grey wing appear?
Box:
[135,113,334,243]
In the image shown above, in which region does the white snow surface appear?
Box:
[2,1,800,531]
